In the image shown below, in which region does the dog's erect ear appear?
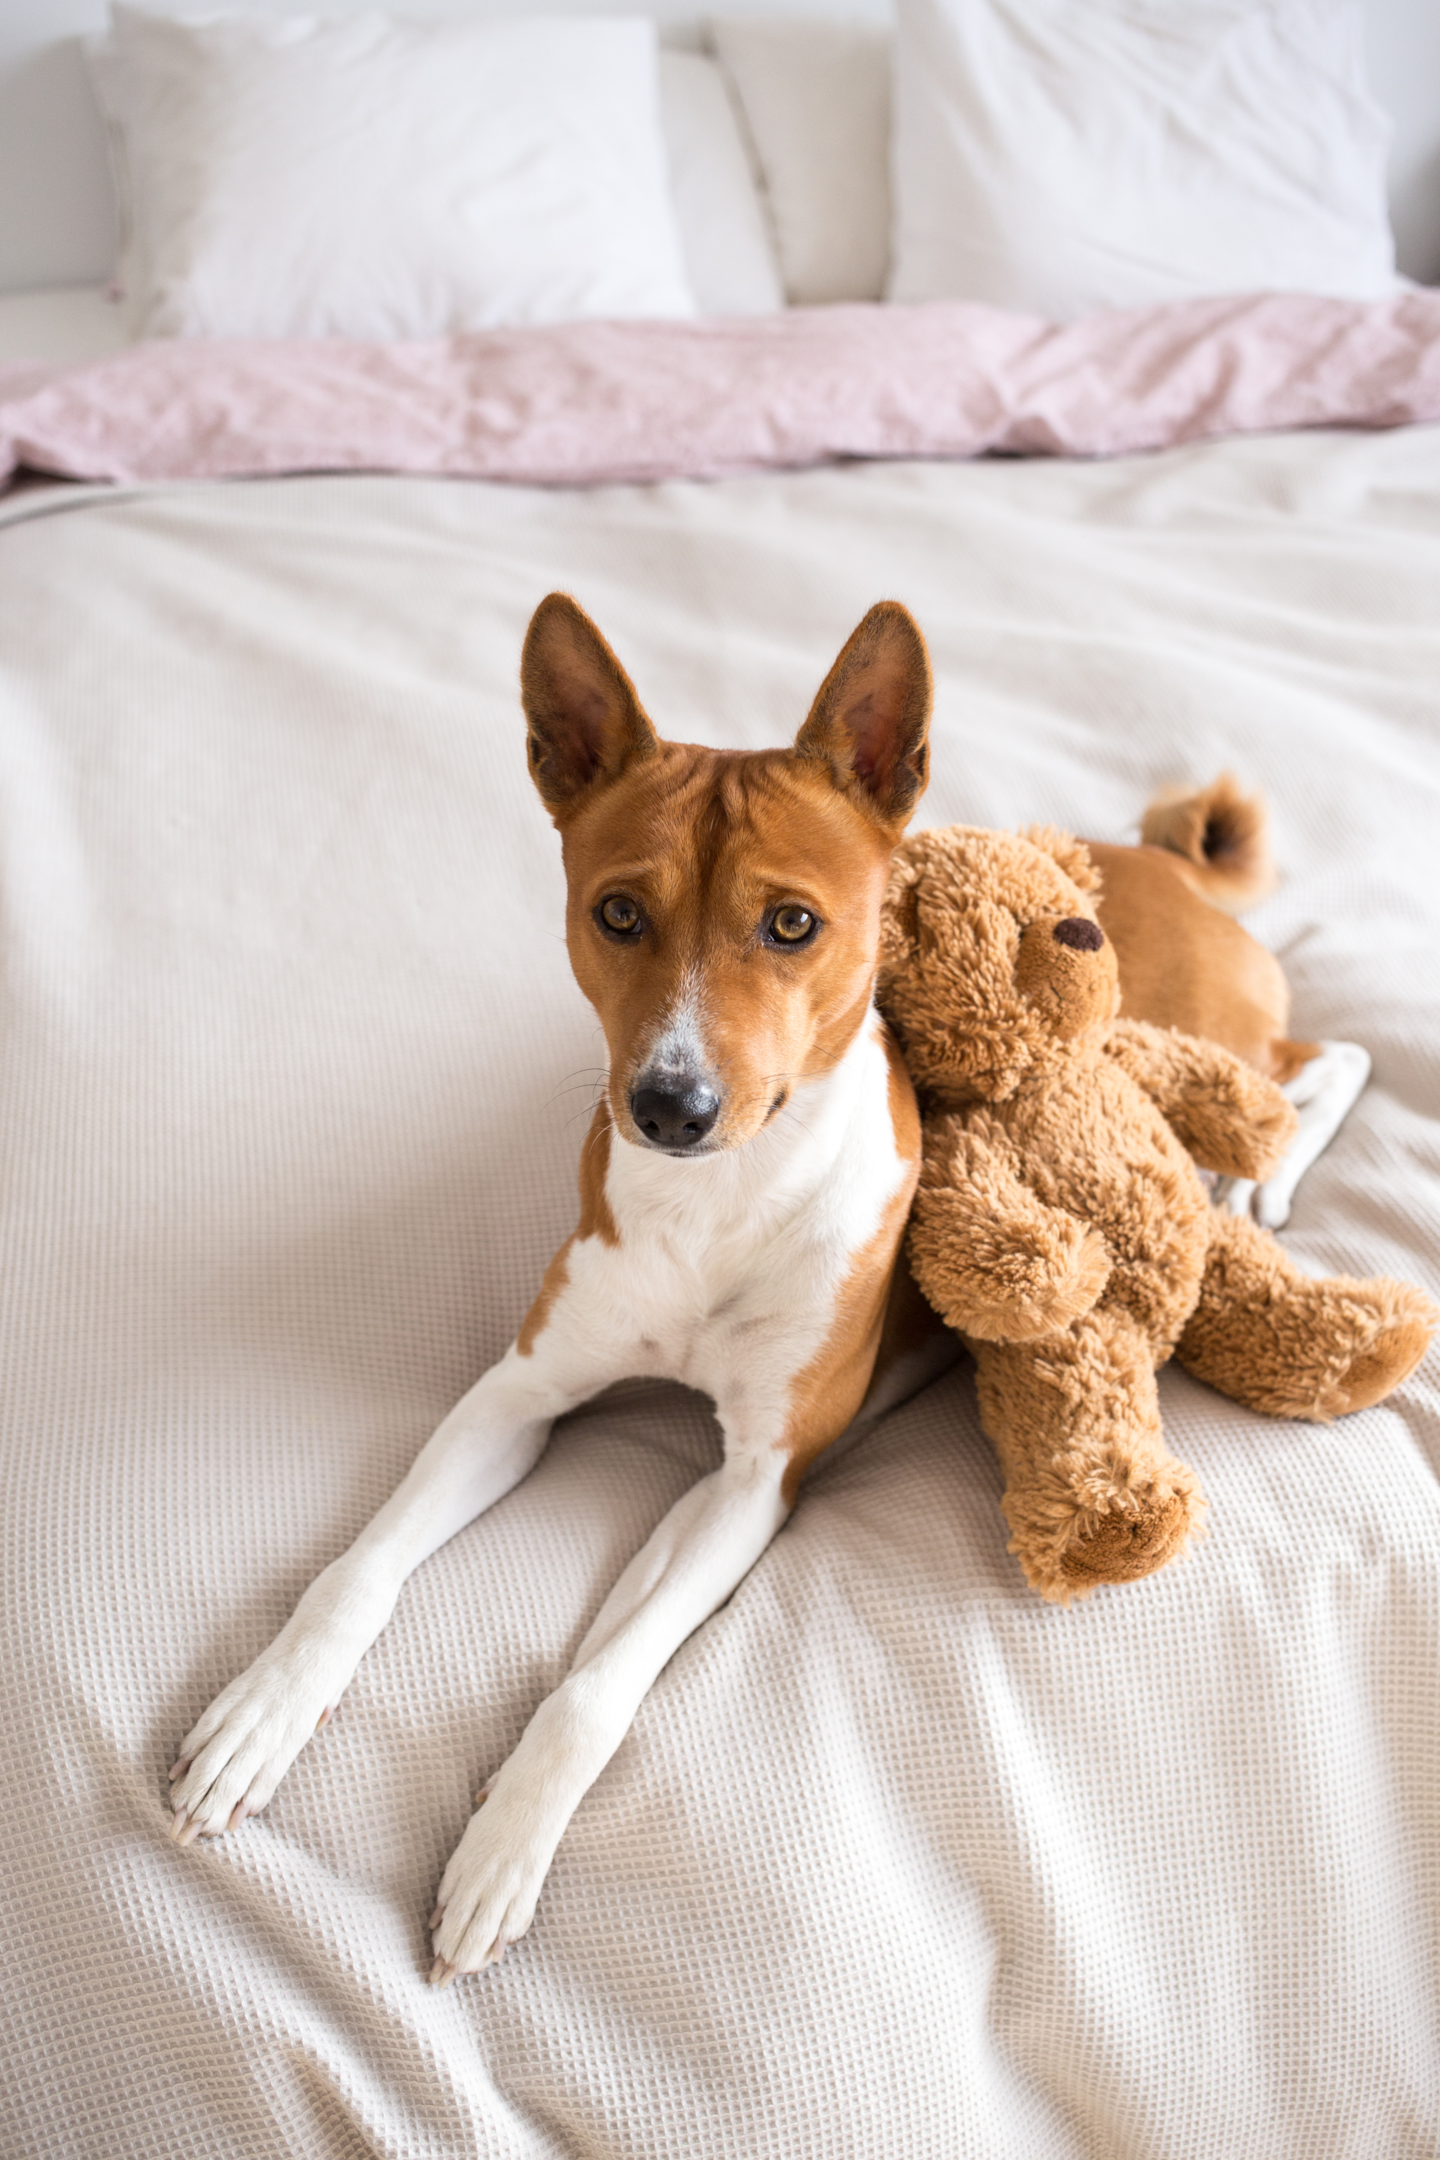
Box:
[793,601,932,833]
[521,593,659,820]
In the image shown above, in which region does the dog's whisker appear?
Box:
[546,1066,608,1093]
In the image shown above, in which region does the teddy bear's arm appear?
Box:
[1104,1019,1298,1181]
[908,1116,1111,1343]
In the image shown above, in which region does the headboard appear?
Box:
[1,0,1435,295]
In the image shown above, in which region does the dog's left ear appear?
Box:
[521,593,659,820]
[793,601,932,834]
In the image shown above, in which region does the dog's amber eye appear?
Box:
[598,895,641,935]
[769,905,816,945]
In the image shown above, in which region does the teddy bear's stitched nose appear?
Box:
[1054,917,1104,951]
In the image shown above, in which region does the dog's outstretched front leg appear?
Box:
[168,1346,588,1843]
[429,1447,790,1983]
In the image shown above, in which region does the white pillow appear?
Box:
[889,0,1397,319]
[710,18,892,306]
[89,8,696,341]
[657,51,785,315]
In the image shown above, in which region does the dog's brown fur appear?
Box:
[1088,774,1316,1082]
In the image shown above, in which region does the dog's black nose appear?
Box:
[1053,916,1104,951]
[631,1084,720,1150]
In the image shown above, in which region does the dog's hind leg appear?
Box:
[167,1334,605,1846]
[429,1443,791,1983]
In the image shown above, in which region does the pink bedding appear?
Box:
[2,292,1438,491]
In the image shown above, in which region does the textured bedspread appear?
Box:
[2,432,1439,2158]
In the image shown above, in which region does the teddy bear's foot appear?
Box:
[1326,1299,1434,1415]
[1178,1211,1436,1421]
[1004,1441,1205,1604]
[974,1312,1205,1605]
[1057,1484,1196,1592]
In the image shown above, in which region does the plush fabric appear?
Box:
[1,435,1438,2156]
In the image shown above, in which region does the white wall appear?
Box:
[0,0,1434,294]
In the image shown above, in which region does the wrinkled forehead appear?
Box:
[561,743,894,915]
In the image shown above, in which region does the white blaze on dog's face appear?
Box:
[521,594,932,1156]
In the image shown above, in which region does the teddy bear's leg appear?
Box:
[1176,1209,1436,1420]
[971,1311,1205,1605]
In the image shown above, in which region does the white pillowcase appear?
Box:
[657,51,785,316]
[710,17,892,306]
[890,0,1397,319]
[90,7,697,341]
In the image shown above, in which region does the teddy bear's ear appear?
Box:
[1022,825,1102,894]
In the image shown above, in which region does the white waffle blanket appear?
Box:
[3,434,1438,2158]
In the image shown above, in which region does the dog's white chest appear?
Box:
[608,1218,828,1400]
[561,1014,907,1419]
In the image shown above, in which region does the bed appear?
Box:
[3,6,1439,2158]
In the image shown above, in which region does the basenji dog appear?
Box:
[167,595,1362,1983]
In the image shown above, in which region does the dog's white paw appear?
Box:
[427,1786,554,1984]
[1213,1041,1372,1232]
[167,1644,346,1843]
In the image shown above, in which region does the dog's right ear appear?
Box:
[521,593,659,820]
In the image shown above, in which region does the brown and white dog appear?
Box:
[167,596,1357,1982]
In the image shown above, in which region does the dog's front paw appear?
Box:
[167,1639,348,1843]
[428,1785,555,1985]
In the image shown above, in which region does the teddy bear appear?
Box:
[876,823,1436,1604]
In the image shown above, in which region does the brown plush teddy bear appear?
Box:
[877,823,1436,1604]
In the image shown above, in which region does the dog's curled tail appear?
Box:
[1139,773,1276,916]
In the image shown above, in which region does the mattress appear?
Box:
[3,433,1438,2158]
